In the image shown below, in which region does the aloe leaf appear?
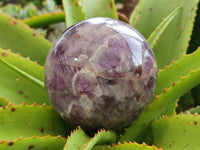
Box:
[0,104,70,141]
[64,127,90,150]
[151,114,200,149]
[106,142,162,150]
[147,6,182,49]
[0,48,49,105]
[0,48,44,84]
[93,145,109,150]
[84,129,117,150]
[64,128,117,150]
[79,0,118,19]
[22,12,65,28]
[62,0,85,27]
[185,106,200,114]
[0,13,52,65]
[0,135,66,150]
[130,0,199,69]
[119,67,200,142]
[0,96,9,107]
[154,47,200,100]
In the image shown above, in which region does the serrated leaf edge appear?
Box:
[106,141,163,150]
[0,102,53,110]
[0,135,66,145]
[153,47,200,100]
[64,126,84,148]
[154,67,200,101]
[119,66,200,142]
[84,128,117,150]
[152,112,200,125]
[0,12,52,45]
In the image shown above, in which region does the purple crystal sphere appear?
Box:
[44,17,157,131]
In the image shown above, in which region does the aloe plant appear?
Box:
[0,0,200,149]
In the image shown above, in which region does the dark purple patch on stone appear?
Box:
[69,104,86,125]
[105,79,119,85]
[49,73,65,91]
[101,95,116,105]
[100,95,120,113]
[73,74,96,95]
[107,36,129,53]
[97,51,126,78]
[98,51,121,69]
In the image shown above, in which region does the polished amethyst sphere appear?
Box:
[44,17,157,131]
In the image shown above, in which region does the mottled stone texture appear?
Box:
[44,17,157,131]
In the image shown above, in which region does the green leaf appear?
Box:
[64,128,117,150]
[0,104,70,141]
[93,145,109,150]
[84,129,117,150]
[119,65,200,142]
[185,106,200,114]
[151,114,200,149]
[0,48,49,105]
[62,0,118,27]
[147,6,182,49]
[22,12,65,28]
[130,0,199,69]
[79,0,118,19]
[106,142,162,150]
[0,96,9,107]
[154,47,200,100]
[0,13,52,65]
[0,135,66,150]
[64,127,90,150]
[62,0,85,27]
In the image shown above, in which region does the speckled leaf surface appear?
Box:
[147,6,182,49]
[106,142,162,150]
[130,0,199,69]
[0,48,49,105]
[151,114,200,149]
[119,63,200,142]
[0,104,69,141]
[0,136,66,150]
[79,0,118,19]
[0,13,52,65]
[62,0,85,27]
